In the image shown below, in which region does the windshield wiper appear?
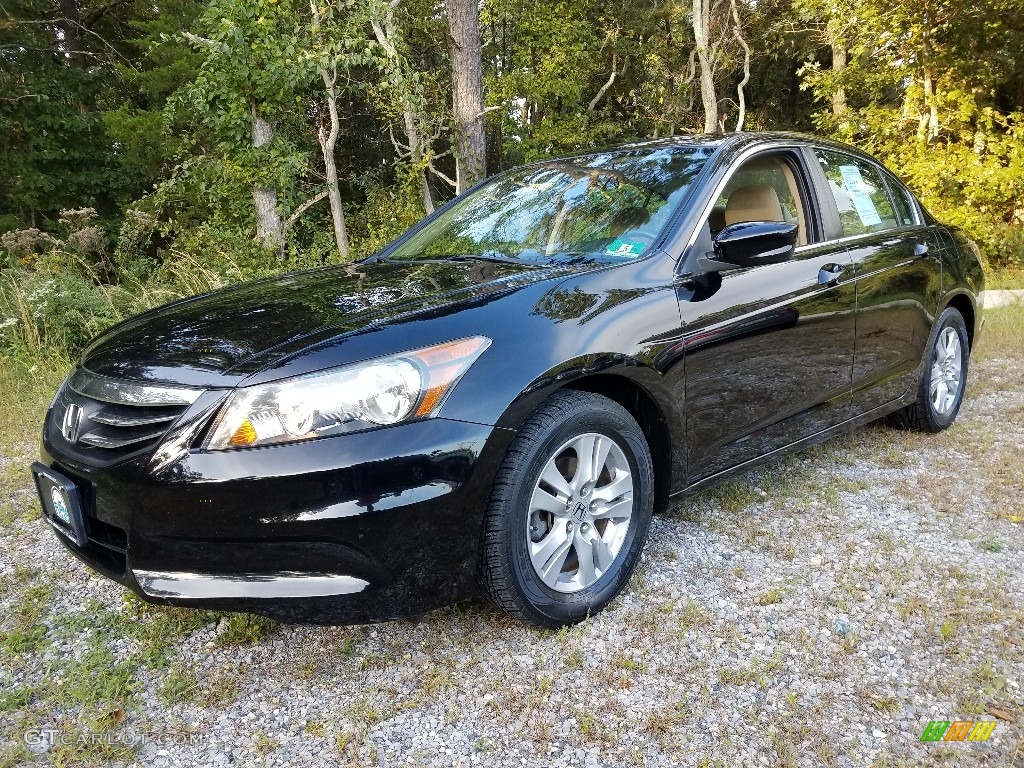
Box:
[442,254,548,267]
[363,253,548,268]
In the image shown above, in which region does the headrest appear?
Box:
[724,184,784,226]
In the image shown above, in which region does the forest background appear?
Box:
[2,0,1022,362]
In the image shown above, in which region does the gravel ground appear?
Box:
[1,357,1022,768]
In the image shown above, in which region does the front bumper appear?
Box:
[39,417,514,623]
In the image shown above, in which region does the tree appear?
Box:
[3,0,1022,285]
[180,0,313,249]
[690,0,752,132]
[796,0,1024,266]
[249,104,285,249]
[307,0,373,258]
[0,0,163,225]
[446,0,486,192]
[369,0,439,213]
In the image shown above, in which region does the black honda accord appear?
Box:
[33,132,983,628]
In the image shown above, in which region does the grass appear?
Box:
[707,478,760,514]
[0,352,70,444]
[61,648,139,706]
[159,665,202,705]
[978,535,1005,553]
[678,598,712,631]
[213,613,280,646]
[939,618,958,642]
[958,660,1009,714]
[869,694,900,714]
[0,686,33,712]
[985,266,1024,291]
[1,573,55,655]
[976,302,1024,360]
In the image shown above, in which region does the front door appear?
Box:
[677,150,857,483]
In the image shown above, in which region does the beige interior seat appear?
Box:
[724,184,784,226]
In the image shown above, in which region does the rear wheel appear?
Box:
[888,306,970,432]
[478,391,653,628]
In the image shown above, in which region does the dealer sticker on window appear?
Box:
[605,239,646,257]
[838,165,883,227]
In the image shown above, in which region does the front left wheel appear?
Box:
[478,391,654,628]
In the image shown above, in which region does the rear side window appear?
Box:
[882,172,918,227]
[814,149,898,237]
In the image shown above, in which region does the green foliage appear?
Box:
[0,0,1022,362]
[0,0,204,221]
[797,0,1024,268]
[346,181,430,257]
[0,269,125,358]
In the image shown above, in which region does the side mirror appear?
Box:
[707,220,798,270]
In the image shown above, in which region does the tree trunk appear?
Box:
[731,0,750,132]
[250,104,283,250]
[918,64,940,141]
[588,51,619,112]
[403,109,435,214]
[318,71,350,260]
[692,0,719,133]
[925,67,939,140]
[445,0,486,193]
[831,42,847,117]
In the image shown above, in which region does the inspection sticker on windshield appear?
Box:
[838,165,883,227]
[605,239,646,257]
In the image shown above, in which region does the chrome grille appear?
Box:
[52,369,204,463]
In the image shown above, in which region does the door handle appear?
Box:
[818,263,843,286]
[914,242,930,257]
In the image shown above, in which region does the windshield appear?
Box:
[386,146,713,265]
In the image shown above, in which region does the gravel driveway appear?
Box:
[1,357,1021,768]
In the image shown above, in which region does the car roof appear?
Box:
[556,131,881,165]
[540,132,901,188]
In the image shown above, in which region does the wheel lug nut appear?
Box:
[581,486,590,497]
[581,523,590,532]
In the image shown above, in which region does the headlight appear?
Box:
[205,336,490,450]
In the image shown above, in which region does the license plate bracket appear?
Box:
[31,462,89,548]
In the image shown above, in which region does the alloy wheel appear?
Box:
[930,326,963,415]
[525,432,634,593]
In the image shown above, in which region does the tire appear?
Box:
[478,390,654,628]
[888,306,970,433]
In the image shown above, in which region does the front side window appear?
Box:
[814,149,898,237]
[708,153,809,246]
[387,147,714,265]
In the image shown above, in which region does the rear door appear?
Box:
[677,147,857,483]
[811,149,940,412]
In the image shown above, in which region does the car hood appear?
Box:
[80,259,570,387]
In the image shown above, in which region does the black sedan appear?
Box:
[33,132,984,628]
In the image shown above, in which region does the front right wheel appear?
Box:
[889,306,970,432]
[478,390,654,628]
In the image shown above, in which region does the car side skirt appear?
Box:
[671,389,916,501]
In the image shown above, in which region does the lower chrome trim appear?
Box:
[134,569,369,599]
